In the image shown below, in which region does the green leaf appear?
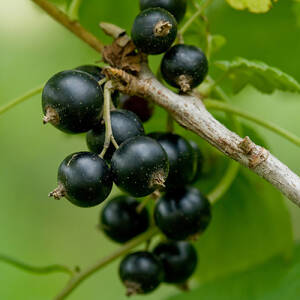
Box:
[168,244,300,300]
[194,166,293,283]
[226,0,277,13]
[215,57,300,94]
[209,34,227,56]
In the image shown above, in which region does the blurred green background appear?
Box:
[0,0,299,299]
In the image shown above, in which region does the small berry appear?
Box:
[86,109,145,159]
[111,136,169,197]
[140,0,187,23]
[148,132,196,189]
[75,65,119,106]
[119,251,164,295]
[154,187,211,240]
[49,152,112,207]
[100,195,149,243]
[161,44,209,91]
[153,241,197,283]
[42,70,103,133]
[119,95,154,123]
[189,140,204,183]
[131,8,177,55]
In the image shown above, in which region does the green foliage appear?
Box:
[168,244,300,300]
[215,57,300,94]
[226,0,277,13]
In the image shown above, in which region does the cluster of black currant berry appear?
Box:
[41,0,211,296]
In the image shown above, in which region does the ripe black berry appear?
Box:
[161,44,209,91]
[189,140,204,183]
[154,187,211,240]
[131,8,177,55]
[111,136,169,197]
[119,95,154,123]
[42,70,103,133]
[100,195,149,243]
[86,109,145,159]
[148,132,196,189]
[140,0,187,23]
[49,152,112,207]
[153,241,197,283]
[119,251,164,295]
[75,65,119,106]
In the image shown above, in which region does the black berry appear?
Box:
[140,0,187,23]
[119,95,154,123]
[86,109,145,159]
[131,8,177,55]
[119,251,164,295]
[153,241,197,283]
[154,187,211,240]
[148,132,196,189]
[75,65,119,106]
[111,136,169,197]
[42,70,103,133]
[161,44,209,91]
[100,195,149,243]
[189,140,204,183]
[49,152,112,207]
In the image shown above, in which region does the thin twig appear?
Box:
[31,0,104,52]
[0,254,73,276]
[54,227,159,300]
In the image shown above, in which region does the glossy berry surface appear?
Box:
[153,241,197,283]
[161,44,209,91]
[119,251,164,295]
[75,65,119,106]
[119,95,154,123]
[111,136,169,197]
[154,187,211,240]
[148,132,196,189]
[100,195,149,243]
[86,109,145,159]
[189,140,204,183]
[140,0,187,23]
[131,8,177,55]
[50,152,112,207]
[42,70,103,133]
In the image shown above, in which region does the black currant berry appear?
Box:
[148,132,196,189]
[75,65,119,106]
[153,241,197,283]
[154,187,211,240]
[161,44,209,92]
[49,152,112,207]
[42,70,103,133]
[86,109,145,159]
[189,140,204,183]
[131,8,177,55]
[111,136,169,197]
[100,195,149,243]
[140,0,187,23]
[119,251,164,295]
[119,94,154,123]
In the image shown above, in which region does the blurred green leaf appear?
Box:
[209,34,227,56]
[193,166,293,283]
[226,0,277,13]
[168,243,300,300]
[215,57,300,94]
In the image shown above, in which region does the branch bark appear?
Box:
[104,65,300,207]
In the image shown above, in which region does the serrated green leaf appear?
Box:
[193,166,293,283]
[168,244,300,300]
[215,57,300,94]
[226,0,277,13]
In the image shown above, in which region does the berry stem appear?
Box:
[53,227,159,300]
[31,0,104,53]
[0,85,43,116]
[68,0,82,21]
[0,254,73,276]
[204,99,300,147]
